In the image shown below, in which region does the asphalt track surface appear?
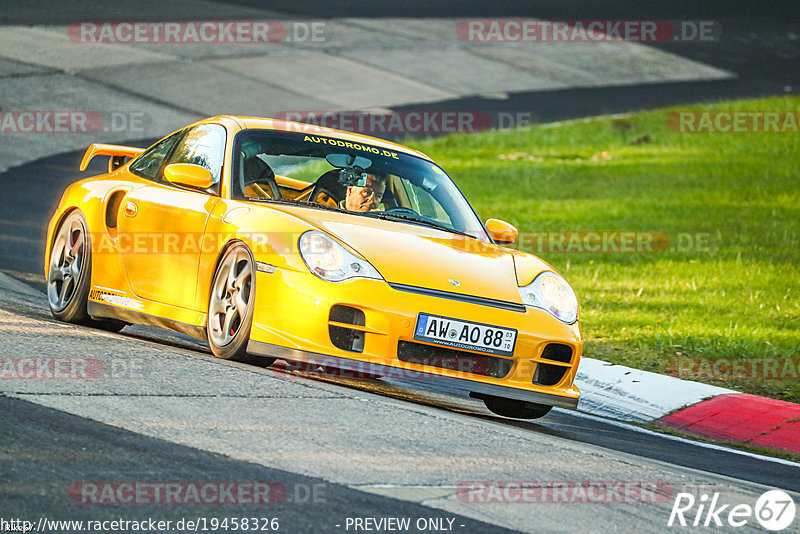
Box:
[1,277,799,533]
[233,0,800,116]
[2,0,797,118]
[1,1,799,533]
[2,145,800,532]
[2,396,517,534]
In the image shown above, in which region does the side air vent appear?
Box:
[328,305,366,353]
[105,191,126,230]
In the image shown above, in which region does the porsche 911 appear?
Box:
[45,116,582,418]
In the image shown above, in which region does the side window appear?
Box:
[129,130,184,182]
[165,124,226,190]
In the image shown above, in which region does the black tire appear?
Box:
[207,243,274,367]
[475,393,553,419]
[47,210,128,333]
[47,211,92,323]
[93,319,129,333]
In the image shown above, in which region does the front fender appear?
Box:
[511,250,556,287]
[193,201,318,311]
[44,178,111,277]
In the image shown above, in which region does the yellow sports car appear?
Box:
[45,116,582,419]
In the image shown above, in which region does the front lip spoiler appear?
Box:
[247,340,579,410]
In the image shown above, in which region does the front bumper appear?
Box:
[250,267,582,408]
[248,340,579,409]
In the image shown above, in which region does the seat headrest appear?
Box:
[243,154,274,183]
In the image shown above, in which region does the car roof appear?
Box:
[198,115,432,162]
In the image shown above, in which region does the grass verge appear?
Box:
[408,96,800,403]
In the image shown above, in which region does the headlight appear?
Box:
[518,271,578,324]
[298,231,383,283]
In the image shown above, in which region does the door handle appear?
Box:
[124,201,138,217]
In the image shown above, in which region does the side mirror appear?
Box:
[485,218,518,245]
[164,163,214,189]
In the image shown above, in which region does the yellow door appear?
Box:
[118,123,227,309]
[117,184,218,309]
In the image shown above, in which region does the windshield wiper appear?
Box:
[361,212,474,238]
[244,198,476,238]
[244,197,349,214]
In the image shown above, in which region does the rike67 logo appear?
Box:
[668,489,796,531]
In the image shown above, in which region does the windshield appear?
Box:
[231,130,488,240]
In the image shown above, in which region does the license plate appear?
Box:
[413,313,517,357]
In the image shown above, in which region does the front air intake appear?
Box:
[532,363,568,386]
[532,344,573,386]
[328,305,366,353]
[540,343,573,363]
[397,341,512,378]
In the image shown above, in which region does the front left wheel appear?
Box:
[207,243,274,366]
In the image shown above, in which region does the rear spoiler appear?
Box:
[79,144,146,173]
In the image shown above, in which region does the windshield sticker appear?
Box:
[303,135,399,159]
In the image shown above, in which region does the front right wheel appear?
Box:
[473,393,553,419]
[207,243,273,367]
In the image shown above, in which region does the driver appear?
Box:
[341,173,387,212]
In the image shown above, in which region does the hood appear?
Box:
[330,222,522,302]
[273,205,531,302]
[265,204,554,302]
